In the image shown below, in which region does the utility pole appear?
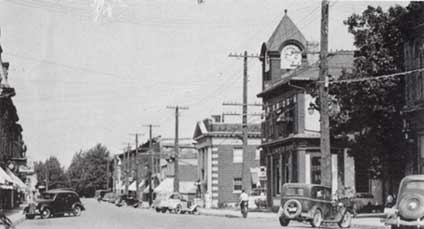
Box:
[167,105,189,193]
[228,51,259,194]
[319,0,331,188]
[130,133,143,201]
[143,124,159,207]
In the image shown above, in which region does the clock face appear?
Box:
[280,44,302,69]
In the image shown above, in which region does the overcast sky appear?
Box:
[0,0,408,167]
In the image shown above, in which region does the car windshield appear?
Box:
[404,181,424,190]
[285,187,305,196]
[40,193,56,200]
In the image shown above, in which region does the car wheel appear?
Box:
[25,214,35,220]
[310,209,323,228]
[338,211,352,228]
[279,217,290,226]
[161,208,167,213]
[192,207,199,215]
[40,208,51,219]
[175,204,182,214]
[155,208,161,213]
[73,205,82,216]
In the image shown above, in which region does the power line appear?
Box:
[328,67,424,84]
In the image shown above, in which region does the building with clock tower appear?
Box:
[257,10,357,208]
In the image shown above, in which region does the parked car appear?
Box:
[278,183,353,228]
[115,194,139,207]
[384,175,424,229]
[352,192,381,213]
[153,192,199,214]
[94,189,111,201]
[23,189,85,219]
[102,192,119,203]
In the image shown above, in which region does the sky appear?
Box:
[0,0,409,167]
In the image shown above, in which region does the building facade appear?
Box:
[257,11,355,208]
[403,22,424,174]
[0,57,28,209]
[193,117,261,208]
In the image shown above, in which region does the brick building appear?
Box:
[193,117,261,208]
[403,21,424,173]
[257,11,355,207]
[0,58,28,209]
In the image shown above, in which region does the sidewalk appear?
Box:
[198,208,386,228]
[1,208,25,229]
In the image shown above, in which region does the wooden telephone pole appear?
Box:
[143,124,159,206]
[319,0,331,188]
[228,51,259,194]
[166,105,189,193]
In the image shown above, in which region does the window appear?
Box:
[255,149,261,160]
[233,178,242,192]
[233,148,243,163]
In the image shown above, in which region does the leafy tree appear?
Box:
[311,3,424,192]
[34,156,68,189]
[66,144,112,197]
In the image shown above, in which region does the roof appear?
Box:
[401,175,424,182]
[266,11,307,51]
[193,119,261,140]
[258,51,354,97]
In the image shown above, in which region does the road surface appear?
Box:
[19,198,365,229]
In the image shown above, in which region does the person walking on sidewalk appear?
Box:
[239,189,249,218]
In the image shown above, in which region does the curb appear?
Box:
[199,211,386,228]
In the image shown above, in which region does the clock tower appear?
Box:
[260,9,308,88]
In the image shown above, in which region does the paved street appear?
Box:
[17,198,377,229]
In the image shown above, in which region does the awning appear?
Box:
[0,167,13,185]
[128,180,145,192]
[153,178,196,194]
[6,169,27,190]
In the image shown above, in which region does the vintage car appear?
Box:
[278,183,352,228]
[353,192,381,213]
[153,192,199,214]
[115,194,139,207]
[384,175,424,229]
[23,189,85,219]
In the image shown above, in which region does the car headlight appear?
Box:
[338,202,344,207]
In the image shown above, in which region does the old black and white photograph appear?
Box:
[0,0,423,228]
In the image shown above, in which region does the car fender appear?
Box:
[39,204,50,212]
[188,204,199,211]
[308,205,321,218]
[72,202,85,211]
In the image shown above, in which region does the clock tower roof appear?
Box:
[266,10,307,52]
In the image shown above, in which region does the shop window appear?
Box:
[233,148,243,163]
[233,178,242,192]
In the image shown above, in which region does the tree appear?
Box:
[66,144,112,197]
[34,156,67,190]
[311,3,424,193]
